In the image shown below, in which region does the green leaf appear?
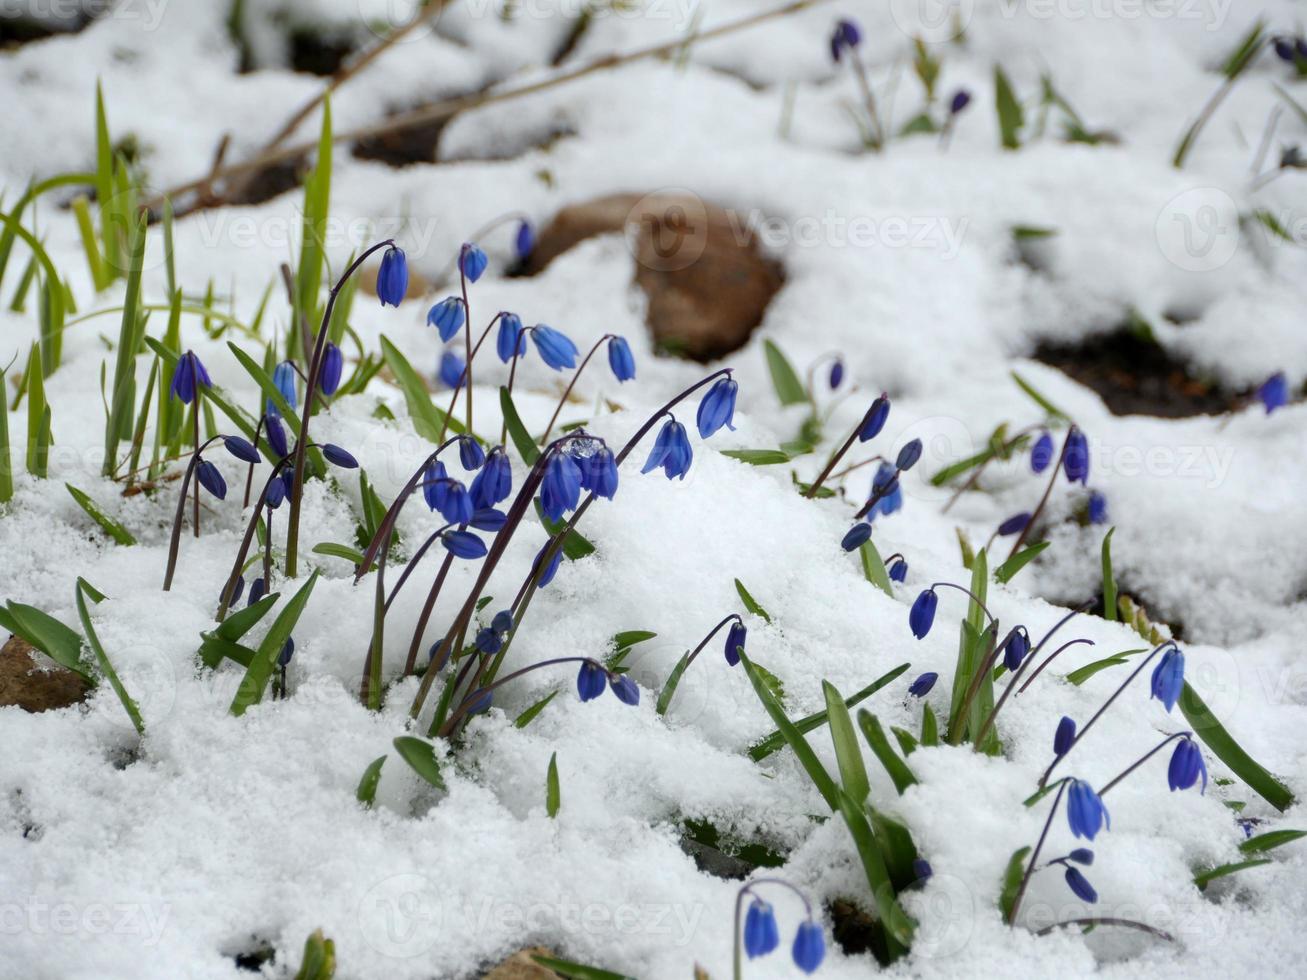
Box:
[741,653,839,809]
[751,661,786,707]
[750,663,911,761]
[857,709,917,795]
[1220,18,1266,78]
[230,571,319,717]
[606,629,657,671]
[533,500,595,559]
[1239,829,1306,854]
[999,847,1032,922]
[312,542,366,565]
[1010,370,1070,420]
[832,786,915,952]
[214,592,281,643]
[102,211,147,475]
[0,600,91,682]
[23,343,49,478]
[1193,858,1272,889]
[1180,682,1293,812]
[655,651,692,716]
[720,448,791,465]
[514,690,557,728]
[870,806,921,890]
[1065,648,1147,686]
[499,385,539,464]
[529,954,633,980]
[546,752,560,818]
[73,579,143,734]
[763,339,807,406]
[994,541,1049,584]
[920,704,939,746]
[734,578,772,624]
[393,735,446,790]
[1101,527,1117,621]
[0,365,10,503]
[859,540,894,596]
[994,65,1024,150]
[380,336,464,442]
[354,755,386,807]
[1012,225,1057,240]
[822,680,870,804]
[65,484,135,545]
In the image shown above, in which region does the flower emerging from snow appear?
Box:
[376,246,408,307]
[460,242,488,282]
[607,336,636,382]
[531,324,579,370]
[1066,778,1110,840]
[696,377,738,438]
[427,297,465,342]
[1257,371,1289,414]
[169,350,212,404]
[1168,736,1207,793]
[908,672,938,697]
[642,417,693,480]
[1150,646,1185,712]
[909,589,938,639]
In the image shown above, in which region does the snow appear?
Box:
[2,1,1306,978]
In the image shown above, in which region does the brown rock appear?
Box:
[481,946,562,979]
[524,192,783,362]
[0,635,91,713]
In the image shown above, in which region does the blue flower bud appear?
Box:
[470,508,508,532]
[609,673,640,705]
[1054,716,1076,757]
[1068,848,1093,865]
[471,449,513,508]
[1167,736,1207,793]
[1002,629,1030,671]
[696,377,738,438]
[858,394,890,442]
[377,246,408,307]
[491,610,514,634]
[841,522,872,552]
[1064,866,1097,903]
[1150,646,1184,713]
[1257,371,1289,414]
[607,336,636,382]
[913,858,933,881]
[169,350,212,405]
[441,529,487,559]
[1030,431,1054,473]
[247,577,266,607]
[319,342,344,396]
[540,452,583,521]
[223,436,260,464]
[1063,428,1090,484]
[743,900,780,958]
[908,671,938,697]
[271,360,298,417]
[531,324,579,370]
[321,444,358,469]
[997,512,1031,536]
[228,575,246,605]
[460,242,488,283]
[515,220,535,261]
[578,446,619,500]
[438,350,465,390]
[791,920,825,974]
[950,89,972,114]
[423,460,450,513]
[533,541,563,588]
[641,418,693,480]
[474,627,503,655]
[439,481,474,525]
[196,459,227,499]
[458,435,486,471]
[724,620,746,666]
[577,661,605,702]
[1066,778,1110,840]
[277,636,295,668]
[496,313,526,363]
[1087,490,1107,525]
[829,18,861,63]
[1274,36,1297,61]
[264,473,286,509]
[895,438,923,471]
[829,359,844,389]
[265,414,289,459]
[888,558,908,582]
[909,589,938,639]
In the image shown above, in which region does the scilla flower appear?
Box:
[440,481,474,525]
[423,460,450,512]
[265,414,289,459]
[744,901,780,958]
[579,446,619,500]
[470,508,507,532]
[1063,428,1090,484]
[470,449,512,508]
[609,674,640,705]
[997,513,1031,536]
[458,435,485,471]
[441,529,487,559]
[724,620,747,666]
[223,436,260,464]
[1064,866,1097,903]
[319,342,344,396]
[607,336,636,382]
[532,540,563,588]
[577,661,606,702]
[1150,646,1185,712]
[828,359,844,389]
[540,452,583,521]
[169,350,212,404]
[376,245,408,307]
[460,242,488,282]
[840,522,872,552]
[1066,779,1110,840]
[1002,629,1030,671]
[1030,431,1055,473]
[909,589,938,639]
[196,460,226,499]
[1087,490,1108,525]
[497,313,525,363]
[895,438,923,471]
[908,672,938,697]
[858,394,889,442]
[439,351,465,390]
[264,474,286,509]
[791,920,825,974]
[888,557,908,582]
[532,324,579,370]
[271,360,297,416]
[641,418,693,480]
[1168,736,1207,793]
[696,377,737,438]
[321,444,358,468]
[950,89,972,114]
[1257,371,1289,414]
[514,220,535,261]
[427,297,465,341]
[829,17,861,62]
[1054,716,1076,757]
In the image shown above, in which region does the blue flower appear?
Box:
[471,449,513,508]
[1066,779,1110,840]
[460,242,488,282]
[1054,716,1076,757]
[724,620,747,666]
[888,557,908,582]
[423,460,449,512]
[609,674,640,705]
[531,324,579,370]
[223,436,260,464]
[270,360,297,417]
[319,342,344,396]
[439,350,465,389]
[909,589,938,639]
[1068,848,1093,865]
[169,350,212,405]
[533,541,563,588]
[1257,371,1289,414]
[1064,867,1097,903]
[908,671,938,696]
[997,512,1031,536]
[492,610,514,634]
[196,460,226,499]
[696,377,738,438]
[1168,736,1207,793]
[264,473,286,509]
[278,637,295,668]
[858,394,889,441]
[841,522,872,552]
[458,435,486,471]
[1063,428,1090,484]
[829,17,861,62]
[607,336,636,382]
[470,508,507,532]
[321,444,358,468]
[950,89,972,114]
[1150,646,1185,712]
[265,414,289,459]
[497,313,525,363]
[829,359,844,389]
[743,900,780,958]
[577,661,606,702]
[791,920,825,974]
[441,529,487,559]
[515,220,535,261]
[1030,431,1055,473]
[427,297,465,342]
[540,452,583,521]
[578,446,619,500]
[913,858,933,881]
[896,438,923,471]
[474,628,502,654]
[227,575,246,605]
[1274,36,1297,61]
[641,418,693,480]
[1087,490,1108,525]
[1002,629,1030,671]
[377,246,408,307]
[867,463,903,518]
[247,577,266,607]
[440,481,474,525]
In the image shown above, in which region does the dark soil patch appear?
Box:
[351,114,450,167]
[1034,329,1231,418]
[288,27,357,77]
[0,7,100,47]
[828,898,892,965]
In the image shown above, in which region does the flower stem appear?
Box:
[191,396,202,538]
[1097,732,1189,797]
[973,638,1093,749]
[215,457,292,620]
[805,399,881,498]
[1007,779,1068,926]
[459,246,473,434]
[162,434,228,591]
[540,335,612,445]
[1008,427,1075,559]
[438,313,501,443]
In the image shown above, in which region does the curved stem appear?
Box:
[1097,732,1189,797]
[540,334,612,445]
[500,341,524,446]
[1015,601,1093,695]
[931,581,997,627]
[947,623,1013,746]
[973,638,1093,749]
[438,313,502,443]
[826,453,887,484]
[1009,427,1074,559]
[684,614,743,670]
[215,456,293,619]
[403,549,457,677]
[441,656,602,733]
[1007,780,1068,926]
[458,246,474,433]
[805,398,882,498]
[162,433,229,591]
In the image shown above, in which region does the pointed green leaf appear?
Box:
[65,484,135,545]
[762,339,807,406]
[393,735,446,789]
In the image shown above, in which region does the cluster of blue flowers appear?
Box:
[737,882,825,975]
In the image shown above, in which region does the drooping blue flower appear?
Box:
[247,577,266,607]
[1274,36,1296,61]
[1068,848,1093,865]
[867,462,903,518]
[1002,629,1030,672]
[471,449,513,508]
[1064,866,1097,903]
[440,480,474,525]
[169,350,212,405]
[743,900,780,958]
[1063,428,1090,484]
[997,512,1031,536]
[227,575,246,606]
[458,435,486,471]
[321,444,358,468]
[1066,779,1110,840]
[829,17,861,62]
[533,541,563,588]
[441,529,487,559]
[841,522,872,552]
[1257,371,1289,414]
[470,508,507,532]
[724,620,747,666]
[829,359,844,389]
[423,460,449,512]
[641,418,693,480]
[696,377,738,438]
[427,297,465,342]
[1150,646,1185,713]
[896,438,923,471]
[577,661,606,702]
[609,673,640,705]
[1054,716,1076,757]
[223,435,260,464]
[460,242,488,283]
[888,557,908,582]
[791,920,826,974]
[913,858,933,881]
[531,324,579,370]
[474,627,503,654]
[950,89,972,114]
[908,671,938,697]
[319,342,344,396]
[607,336,636,382]
[1087,491,1108,525]
[277,636,295,668]
[464,690,493,715]
[492,609,514,634]
[439,350,466,390]
[909,589,938,640]
[265,414,289,459]
[196,459,227,499]
[514,220,535,261]
[270,360,298,417]
[540,452,583,521]
[377,246,408,307]
[264,473,286,509]
[579,446,619,500]
[1030,431,1055,473]
[1168,737,1207,793]
[496,313,525,363]
[858,394,890,442]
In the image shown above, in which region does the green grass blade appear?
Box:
[1193,858,1271,889]
[1010,370,1070,420]
[529,955,632,980]
[356,755,386,808]
[393,735,446,789]
[1101,527,1117,621]
[741,652,839,808]
[750,663,910,761]
[858,709,918,794]
[763,339,807,406]
[655,651,692,716]
[73,579,144,734]
[0,600,91,682]
[499,385,539,463]
[0,365,11,503]
[999,846,1031,922]
[230,571,319,716]
[546,752,560,817]
[379,336,464,441]
[24,344,49,478]
[65,484,135,545]
[859,540,893,596]
[102,211,147,475]
[994,65,1023,149]
[823,680,871,804]
[994,541,1049,584]
[1180,682,1293,812]
[1239,829,1305,854]
[514,691,557,728]
[734,577,772,624]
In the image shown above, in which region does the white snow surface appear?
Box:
[1,1,1306,978]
